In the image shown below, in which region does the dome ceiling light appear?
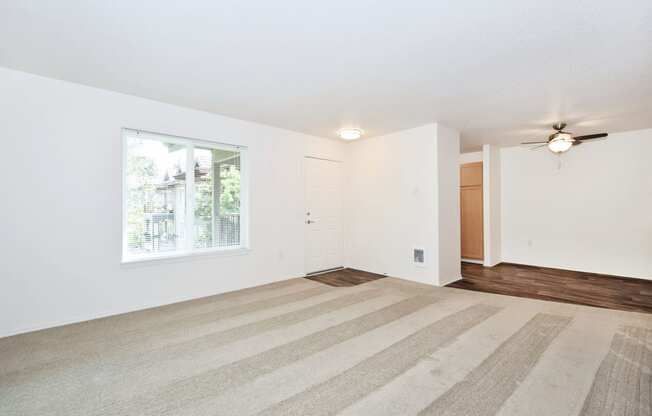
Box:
[338,128,363,141]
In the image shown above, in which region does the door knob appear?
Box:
[306,220,315,224]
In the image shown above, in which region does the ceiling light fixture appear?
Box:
[338,128,363,140]
[547,132,574,154]
[522,123,608,154]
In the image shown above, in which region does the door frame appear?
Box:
[303,155,344,275]
[460,161,484,261]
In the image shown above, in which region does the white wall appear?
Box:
[482,144,502,266]
[345,124,460,286]
[501,129,652,279]
[459,148,501,266]
[0,67,345,337]
[436,125,462,284]
[344,125,438,284]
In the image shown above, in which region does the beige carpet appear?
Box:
[1,277,650,415]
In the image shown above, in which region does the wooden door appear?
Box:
[460,162,484,260]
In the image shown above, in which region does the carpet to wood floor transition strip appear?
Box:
[580,326,652,416]
[257,304,503,416]
[95,295,441,416]
[417,313,572,416]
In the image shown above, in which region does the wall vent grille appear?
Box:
[413,248,425,265]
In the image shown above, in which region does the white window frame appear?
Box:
[121,128,249,264]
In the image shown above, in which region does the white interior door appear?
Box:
[305,157,343,274]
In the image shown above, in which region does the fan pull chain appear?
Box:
[557,153,562,171]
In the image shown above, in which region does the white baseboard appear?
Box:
[1,273,300,339]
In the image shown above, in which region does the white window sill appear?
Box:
[121,247,250,268]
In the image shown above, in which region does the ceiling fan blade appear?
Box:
[574,133,608,141]
[528,143,548,150]
[521,141,547,145]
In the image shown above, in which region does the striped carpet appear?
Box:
[1,277,650,415]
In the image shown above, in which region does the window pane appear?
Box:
[125,136,187,256]
[193,147,241,249]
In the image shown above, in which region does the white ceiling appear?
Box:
[1,1,651,151]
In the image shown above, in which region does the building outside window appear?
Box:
[122,129,247,262]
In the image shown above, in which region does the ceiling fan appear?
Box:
[521,123,608,154]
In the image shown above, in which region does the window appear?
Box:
[122,129,247,262]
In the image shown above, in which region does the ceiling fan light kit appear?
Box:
[521,123,608,154]
[548,132,574,154]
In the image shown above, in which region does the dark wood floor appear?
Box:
[449,262,652,314]
[306,268,385,287]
